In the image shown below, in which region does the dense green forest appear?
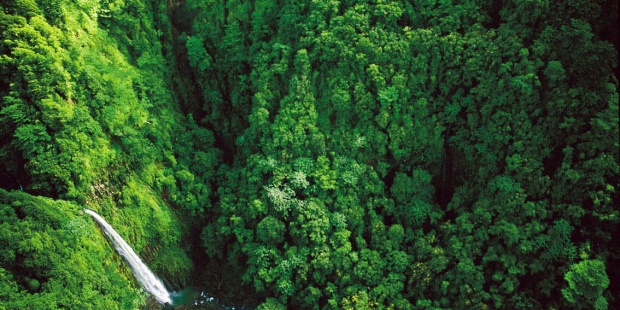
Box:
[1,0,618,309]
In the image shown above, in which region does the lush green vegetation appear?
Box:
[1,0,618,309]
[0,189,145,309]
[1,0,208,308]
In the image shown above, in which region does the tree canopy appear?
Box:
[1,0,617,309]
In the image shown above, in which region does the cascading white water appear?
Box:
[84,209,172,305]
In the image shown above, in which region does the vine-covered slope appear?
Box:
[1,0,217,308]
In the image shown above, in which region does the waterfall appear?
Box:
[84,209,172,305]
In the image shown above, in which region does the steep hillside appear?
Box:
[0,0,220,308]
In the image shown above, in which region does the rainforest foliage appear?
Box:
[1,0,204,308]
[1,0,618,309]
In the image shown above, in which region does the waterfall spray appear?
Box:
[84,209,172,305]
